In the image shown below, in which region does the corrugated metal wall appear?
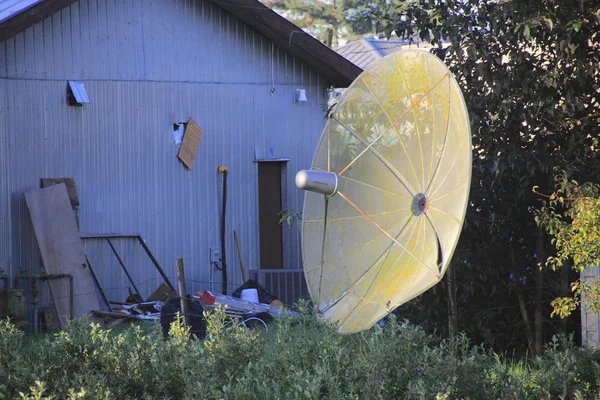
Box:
[581,267,600,348]
[0,0,329,314]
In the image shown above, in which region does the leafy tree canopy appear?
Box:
[363,0,600,352]
[260,0,389,46]
[536,171,600,319]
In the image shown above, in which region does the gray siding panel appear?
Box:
[0,0,325,86]
[1,79,325,302]
[0,76,9,273]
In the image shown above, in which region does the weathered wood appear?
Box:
[24,184,100,328]
[146,282,177,303]
[91,310,136,319]
[234,229,247,282]
[177,118,203,170]
[176,258,191,329]
[40,306,61,332]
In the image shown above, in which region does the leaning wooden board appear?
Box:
[177,117,203,170]
[25,183,100,327]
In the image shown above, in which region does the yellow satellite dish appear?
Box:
[295,50,472,334]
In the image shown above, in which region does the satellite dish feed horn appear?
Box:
[295,170,338,196]
[296,49,472,334]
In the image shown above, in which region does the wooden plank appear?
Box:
[40,306,61,332]
[91,310,136,320]
[24,183,99,328]
[146,282,177,303]
[176,258,191,329]
[177,117,203,170]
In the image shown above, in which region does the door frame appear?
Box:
[255,159,290,270]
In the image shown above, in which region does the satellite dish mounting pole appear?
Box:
[295,170,338,196]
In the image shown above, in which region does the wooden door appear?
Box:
[258,162,283,269]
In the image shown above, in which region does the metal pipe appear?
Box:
[219,166,228,295]
[105,238,142,298]
[135,236,175,291]
[85,255,112,311]
[0,274,8,289]
[31,279,39,333]
[15,274,40,332]
[80,233,175,291]
[15,273,74,332]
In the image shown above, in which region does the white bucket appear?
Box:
[240,288,259,303]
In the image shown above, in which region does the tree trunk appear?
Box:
[324,28,333,47]
[511,245,535,355]
[447,260,458,338]
[534,225,545,356]
[517,288,536,356]
[559,259,571,336]
[330,25,339,48]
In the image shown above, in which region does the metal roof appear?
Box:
[0,0,43,24]
[0,0,362,87]
[334,39,380,71]
[369,39,415,57]
[206,0,361,87]
[335,38,425,70]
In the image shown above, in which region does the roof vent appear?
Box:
[67,81,90,106]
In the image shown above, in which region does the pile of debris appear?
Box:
[91,280,298,336]
[194,290,299,320]
[18,181,299,336]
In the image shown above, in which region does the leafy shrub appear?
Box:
[536,335,600,399]
[2,308,600,399]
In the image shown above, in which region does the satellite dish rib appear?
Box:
[296,50,472,334]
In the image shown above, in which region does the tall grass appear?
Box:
[1,303,599,399]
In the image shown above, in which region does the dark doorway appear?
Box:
[258,162,283,269]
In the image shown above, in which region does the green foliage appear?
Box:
[260,0,389,46]
[535,170,600,318]
[3,313,600,399]
[535,335,600,399]
[203,305,265,385]
[364,0,600,353]
[278,209,303,228]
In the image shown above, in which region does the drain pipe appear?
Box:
[218,166,228,295]
[0,274,8,289]
[31,279,39,333]
[15,273,74,333]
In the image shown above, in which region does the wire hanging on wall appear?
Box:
[270,42,275,95]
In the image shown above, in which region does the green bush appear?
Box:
[1,307,600,399]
